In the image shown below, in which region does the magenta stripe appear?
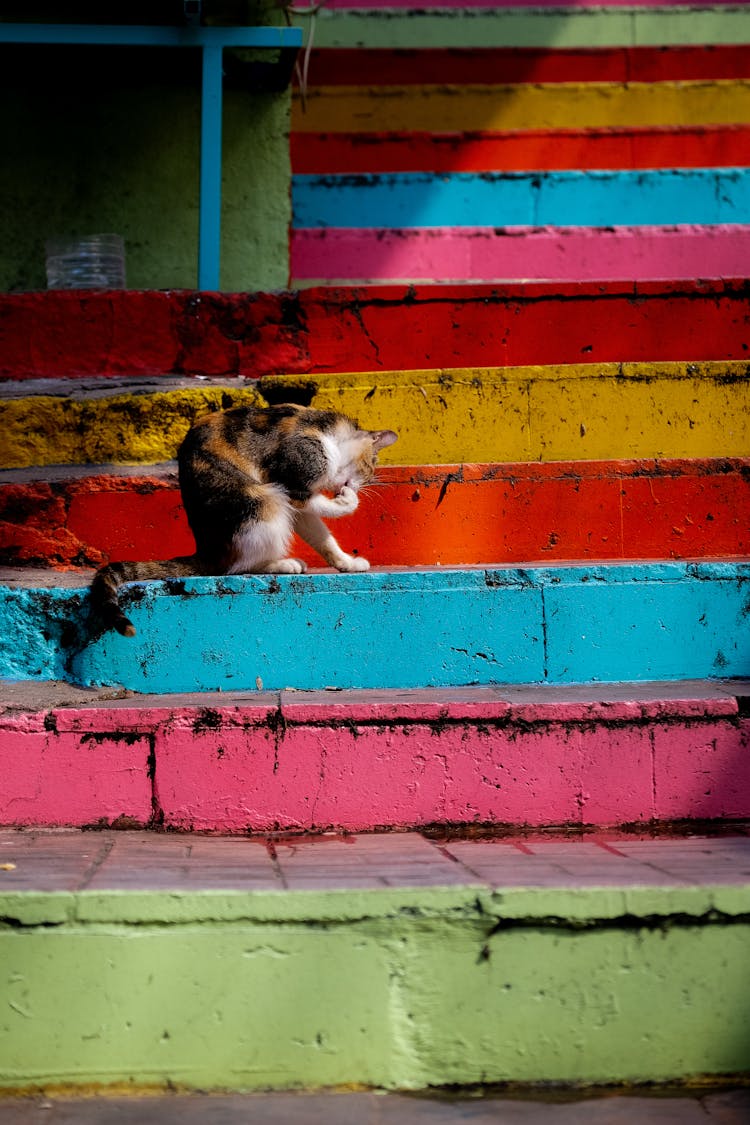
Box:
[292,224,750,283]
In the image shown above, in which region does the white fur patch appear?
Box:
[318,431,344,488]
[227,488,294,574]
[320,428,368,490]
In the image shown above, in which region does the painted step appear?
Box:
[292,86,750,136]
[2,828,750,1090]
[2,281,750,379]
[292,225,750,287]
[298,45,750,88]
[3,362,750,468]
[289,5,750,50]
[292,172,750,228]
[294,128,750,174]
[1,680,748,833]
[1,562,747,692]
[3,457,748,570]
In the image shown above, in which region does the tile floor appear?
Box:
[0,1090,749,1124]
[1,829,750,893]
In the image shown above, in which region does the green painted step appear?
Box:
[2,829,750,1092]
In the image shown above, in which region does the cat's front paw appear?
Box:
[266,558,307,574]
[332,485,359,516]
[336,555,370,572]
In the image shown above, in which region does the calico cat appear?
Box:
[90,403,398,637]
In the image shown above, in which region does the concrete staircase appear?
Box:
[1,281,749,1092]
[2,0,750,1098]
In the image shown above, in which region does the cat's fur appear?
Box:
[90,403,397,637]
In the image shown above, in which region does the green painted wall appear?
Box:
[2,886,750,1090]
[0,12,293,292]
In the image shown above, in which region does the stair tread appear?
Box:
[2,677,748,716]
[2,829,750,911]
[3,559,748,583]
[0,1089,748,1124]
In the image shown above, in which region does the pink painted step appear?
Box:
[1,681,747,833]
[292,225,750,285]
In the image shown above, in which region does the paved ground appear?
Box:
[0,1090,749,1124]
[1,828,750,894]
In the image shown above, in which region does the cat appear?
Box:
[90,403,398,637]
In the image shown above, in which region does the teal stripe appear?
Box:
[295,7,750,50]
[1,563,747,692]
[293,168,750,228]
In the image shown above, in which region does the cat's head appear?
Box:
[332,421,398,492]
[270,404,397,494]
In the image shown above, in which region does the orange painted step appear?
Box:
[2,459,747,570]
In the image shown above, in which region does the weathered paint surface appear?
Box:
[2,831,750,1090]
[0,712,153,828]
[293,7,750,49]
[293,170,750,229]
[293,127,750,174]
[0,383,264,469]
[263,364,750,464]
[292,225,750,284]
[304,45,750,86]
[2,458,748,569]
[3,363,749,469]
[1,563,747,691]
[292,82,750,134]
[2,687,746,831]
[289,28,750,281]
[2,284,750,378]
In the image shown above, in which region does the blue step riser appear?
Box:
[1,565,747,693]
[293,169,750,229]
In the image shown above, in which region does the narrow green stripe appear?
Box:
[295,7,750,50]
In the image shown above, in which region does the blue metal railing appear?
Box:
[0,22,303,290]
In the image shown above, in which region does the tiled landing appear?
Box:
[2,829,750,894]
[0,1089,749,1124]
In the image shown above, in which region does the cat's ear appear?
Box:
[364,429,398,452]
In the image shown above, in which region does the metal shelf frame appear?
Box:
[0,22,303,290]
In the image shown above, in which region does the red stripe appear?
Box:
[3,283,749,379]
[292,126,750,174]
[298,281,750,370]
[299,45,750,87]
[4,460,747,569]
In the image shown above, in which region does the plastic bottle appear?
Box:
[45,234,126,289]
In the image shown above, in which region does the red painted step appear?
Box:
[300,45,750,86]
[2,459,748,569]
[292,126,750,174]
[2,281,750,380]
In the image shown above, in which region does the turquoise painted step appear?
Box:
[292,169,750,229]
[1,563,747,693]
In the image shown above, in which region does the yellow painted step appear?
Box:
[2,362,748,468]
[1,383,265,469]
[292,81,750,134]
[268,363,750,465]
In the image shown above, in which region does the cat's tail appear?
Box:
[89,558,202,637]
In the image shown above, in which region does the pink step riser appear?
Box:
[2,693,747,832]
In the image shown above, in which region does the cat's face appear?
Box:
[325,422,398,493]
